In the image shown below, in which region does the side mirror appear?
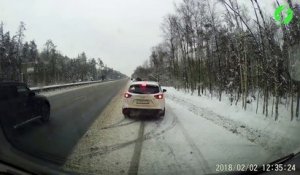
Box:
[29,91,36,97]
[163,89,167,93]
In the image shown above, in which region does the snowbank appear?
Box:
[164,87,300,158]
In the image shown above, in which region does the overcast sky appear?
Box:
[0,0,182,76]
[0,0,284,76]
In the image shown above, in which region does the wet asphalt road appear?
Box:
[11,79,128,165]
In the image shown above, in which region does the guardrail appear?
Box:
[29,80,110,93]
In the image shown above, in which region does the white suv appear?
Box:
[122,81,166,118]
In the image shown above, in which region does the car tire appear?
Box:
[40,103,50,122]
[160,108,165,117]
[124,112,131,118]
[124,114,130,118]
[123,109,130,118]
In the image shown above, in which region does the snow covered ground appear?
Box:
[164,87,300,158]
[137,103,271,175]
[63,85,300,174]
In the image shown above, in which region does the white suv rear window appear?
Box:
[129,85,160,94]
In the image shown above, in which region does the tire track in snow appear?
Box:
[100,119,137,130]
[71,114,177,162]
[155,139,184,174]
[128,122,145,175]
[169,108,212,174]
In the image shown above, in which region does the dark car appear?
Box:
[0,82,50,130]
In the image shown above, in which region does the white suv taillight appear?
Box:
[124,92,132,98]
[154,94,163,99]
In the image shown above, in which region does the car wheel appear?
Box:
[124,111,131,118]
[161,108,165,117]
[124,114,130,118]
[40,103,50,122]
[123,109,130,118]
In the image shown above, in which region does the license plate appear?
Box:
[136,99,149,104]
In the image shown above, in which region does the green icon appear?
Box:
[274,5,294,25]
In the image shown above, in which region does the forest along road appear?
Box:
[64,85,274,175]
[11,79,128,165]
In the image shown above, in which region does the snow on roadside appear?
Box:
[164,87,300,158]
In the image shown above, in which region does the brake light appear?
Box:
[124,92,132,98]
[141,82,147,87]
[154,94,164,99]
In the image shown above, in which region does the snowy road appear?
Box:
[10,79,128,164]
[64,85,278,175]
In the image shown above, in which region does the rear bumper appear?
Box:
[122,108,164,115]
[122,103,164,110]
